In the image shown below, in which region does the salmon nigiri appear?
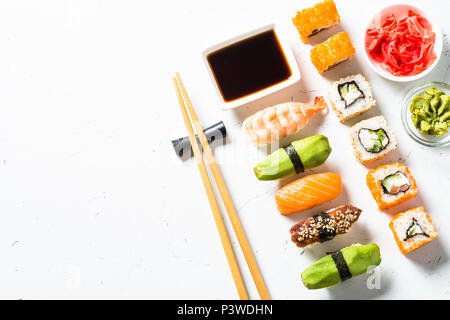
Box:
[276,172,342,215]
[242,97,327,146]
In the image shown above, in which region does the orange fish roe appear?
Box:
[310,32,355,74]
[389,207,438,254]
[366,163,418,210]
[292,0,340,43]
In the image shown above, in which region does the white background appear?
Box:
[0,0,449,299]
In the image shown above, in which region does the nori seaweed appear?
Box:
[330,250,352,282]
[313,212,336,242]
[283,143,304,174]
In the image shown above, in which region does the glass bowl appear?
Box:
[401,81,450,147]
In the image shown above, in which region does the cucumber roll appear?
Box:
[328,74,376,122]
[301,243,381,289]
[350,116,398,164]
[254,134,331,181]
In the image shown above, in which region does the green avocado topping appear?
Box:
[410,86,450,136]
[253,135,331,181]
[301,244,382,290]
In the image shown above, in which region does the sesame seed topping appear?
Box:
[296,207,360,243]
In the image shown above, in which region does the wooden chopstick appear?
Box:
[173,78,249,300]
[175,73,271,300]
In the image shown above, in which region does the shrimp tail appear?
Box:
[314,96,328,110]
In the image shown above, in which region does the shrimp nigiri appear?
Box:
[242,97,327,146]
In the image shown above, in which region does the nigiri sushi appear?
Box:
[276,172,342,215]
[254,134,331,181]
[242,97,327,146]
[290,205,362,248]
[301,244,381,289]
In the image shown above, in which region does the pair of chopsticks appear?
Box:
[173,73,270,300]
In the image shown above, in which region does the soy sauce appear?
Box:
[207,30,292,102]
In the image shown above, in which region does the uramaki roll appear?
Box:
[366,163,418,210]
[292,0,340,43]
[310,32,355,74]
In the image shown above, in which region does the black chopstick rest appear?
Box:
[171,121,227,160]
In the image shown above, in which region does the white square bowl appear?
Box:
[202,24,301,110]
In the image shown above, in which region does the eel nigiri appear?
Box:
[254,134,331,181]
[290,205,362,248]
[242,97,327,146]
[276,172,342,215]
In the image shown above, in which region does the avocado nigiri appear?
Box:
[254,134,331,181]
[302,244,382,289]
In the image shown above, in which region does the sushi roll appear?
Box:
[254,134,331,181]
[366,163,418,210]
[328,74,376,122]
[301,244,382,289]
[275,172,342,215]
[310,32,355,74]
[292,0,340,43]
[242,97,327,146]
[389,207,438,254]
[290,205,362,248]
[350,116,398,164]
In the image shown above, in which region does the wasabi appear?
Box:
[410,86,450,136]
[253,135,331,181]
